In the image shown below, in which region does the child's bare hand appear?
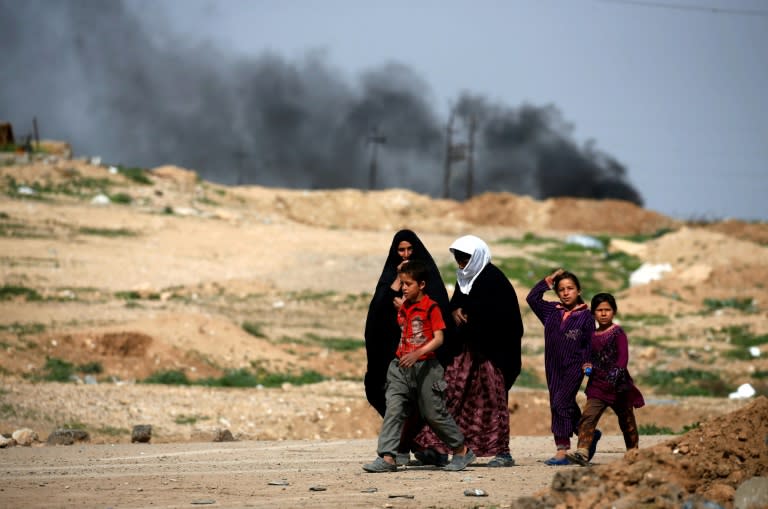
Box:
[398,352,419,368]
[582,363,592,373]
[549,268,565,280]
[393,296,404,309]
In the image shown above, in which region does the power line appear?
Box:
[597,0,768,17]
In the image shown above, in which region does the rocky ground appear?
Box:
[1,152,767,508]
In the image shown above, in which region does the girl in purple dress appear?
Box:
[567,293,645,466]
[526,268,594,465]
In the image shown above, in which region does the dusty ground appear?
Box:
[1,434,675,509]
[1,153,767,508]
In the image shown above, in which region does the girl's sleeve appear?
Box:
[581,315,595,365]
[615,327,629,369]
[607,327,630,389]
[526,278,555,324]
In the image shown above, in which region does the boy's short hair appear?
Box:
[398,258,429,284]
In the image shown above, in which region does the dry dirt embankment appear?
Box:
[1,156,767,508]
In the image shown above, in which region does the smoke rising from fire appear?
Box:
[0,0,642,205]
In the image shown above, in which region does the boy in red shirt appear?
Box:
[363,259,475,472]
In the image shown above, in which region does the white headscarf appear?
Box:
[450,235,491,294]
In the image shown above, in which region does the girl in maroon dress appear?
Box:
[567,293,645,466]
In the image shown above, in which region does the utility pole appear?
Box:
[442,112,455,199]
[466,116,476,200]
[32,116,40,151]
[367,127,386,190]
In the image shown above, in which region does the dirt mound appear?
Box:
[94,331,152,356]
[630,227,768,306]
[461,194,681,235]
[520,396,768,508]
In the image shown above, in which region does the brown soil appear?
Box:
[1,154,767,508]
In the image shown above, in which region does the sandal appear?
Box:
[566,450,590,466]
[487,453,515,467]
[543,456,570,466]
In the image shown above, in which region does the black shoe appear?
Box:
[413,448,449,467]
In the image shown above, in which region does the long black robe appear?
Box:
[363,229,454,417]
[450,263,524,390]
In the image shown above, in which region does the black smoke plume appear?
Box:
[0,0,642,205]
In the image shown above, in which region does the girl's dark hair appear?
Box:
[591,292,617,313]
[553,271,585,305]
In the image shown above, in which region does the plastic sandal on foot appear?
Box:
[395,452,411,466]
[443,449,476,471]
[362,456,397,473]
[487,453,515,467]
[566,451,590,466]
[543,456,570,466]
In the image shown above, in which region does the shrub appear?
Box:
[143,369,191,385]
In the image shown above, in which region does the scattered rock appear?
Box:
[212,428,235,442]
[734,477,768,509]
[12,428,38,446]
[0,435,17,448]
[131,424,152,443]
[46,429,90,446]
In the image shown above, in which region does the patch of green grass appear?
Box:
[242,321,267,338]
[0,402,17,418]
[521,344,544,355]
[515,367,545,389]
[497,232,557,246]
[291,290,337,301]
[622,314,671,326]
[174,414,208,425]
[40,357,75,382]
[196,196,219,206]
[0,217,53,238]
[470,237,643,293]
[719,325,768,348]
[143,369,191,385]
[115,290,160,300]
[751,370,768,379]
[116,166,152,185]
[639,423,674,435]
[207,367,327,388]
[108,192,132,205]
[638,367,730,397]
[78,226,136,237]
[78,361,103,374]
[704,297,756,313]
[303,333,364,352]
[0,322,46,336]
[95,425,129,436]
[639,422,699,435]
[0,285,43,301]
[142,366,328,388]
[61,421,88,430]
[629,336,662,347]
[612,228,674,244]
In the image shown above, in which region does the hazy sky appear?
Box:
[129,0,767,222]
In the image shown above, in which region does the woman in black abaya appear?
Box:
[363,229,454,463]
